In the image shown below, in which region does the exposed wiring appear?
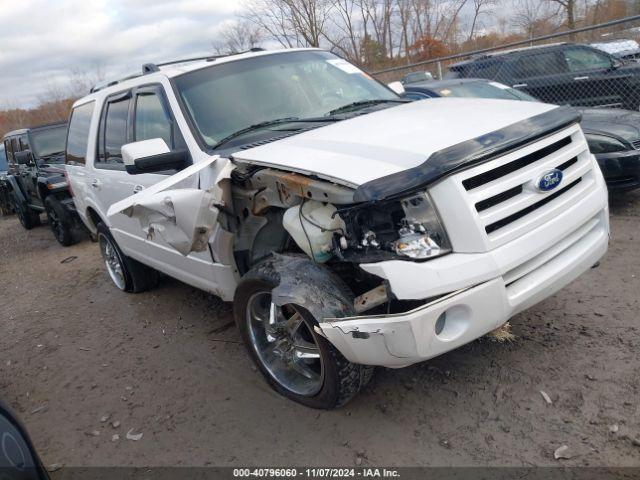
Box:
[298,198,317,262]
[299,201,345,236]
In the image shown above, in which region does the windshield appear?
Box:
[31,125,67,161]
[174,50,397,148]
[433,81,539,102]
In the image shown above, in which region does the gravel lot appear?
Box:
[0,191,639,469]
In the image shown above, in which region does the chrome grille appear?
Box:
[631,139,640,150]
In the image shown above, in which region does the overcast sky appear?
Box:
[0,0,243,108]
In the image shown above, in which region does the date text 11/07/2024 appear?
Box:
[232,468,401,478]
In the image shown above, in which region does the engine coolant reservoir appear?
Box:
[283,200,345,263]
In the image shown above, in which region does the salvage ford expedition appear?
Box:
[65,48,609,408]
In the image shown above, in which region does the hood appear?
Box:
[233,98,557,188]
[580,108,640,143]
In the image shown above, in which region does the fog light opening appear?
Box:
[435,312,446,335]
[434,305,471,342]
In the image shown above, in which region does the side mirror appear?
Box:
[14,150,34,166]
[122,139,189,175]
[387,81,405,95]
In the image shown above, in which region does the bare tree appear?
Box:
[512,0,558,38]
[212,19,263,54]
[467,0,497,41]
[243,0,333,48]
[547,0,577,30]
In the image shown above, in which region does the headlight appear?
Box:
[585,133,628,154]
[394,192,451,259]
[340,191,451,261]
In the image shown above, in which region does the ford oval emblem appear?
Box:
[535,169,563,192]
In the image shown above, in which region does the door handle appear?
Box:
[133,184,144,194]
[513,83,528,88]
[91,179,100,188]
[574,76,589,81]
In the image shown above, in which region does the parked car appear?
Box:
[2,123,83,245]
[404,78,640,192]
[66,48,608,408]
[447,42,640,110]
[591,39,640,62]
[401,70,434,85]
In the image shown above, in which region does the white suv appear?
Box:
[65,48,609,408]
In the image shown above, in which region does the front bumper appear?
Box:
[596,150,640,191]
[319,204,609,368]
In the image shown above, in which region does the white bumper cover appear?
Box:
[319,205,609,368]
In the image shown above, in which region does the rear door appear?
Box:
[561,45,624,108]
[511,50,574,105]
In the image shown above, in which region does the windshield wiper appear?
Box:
[213,117,303,149]
[328,99,407,116]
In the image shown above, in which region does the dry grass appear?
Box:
[487,321,516,343]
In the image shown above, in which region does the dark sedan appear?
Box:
[404,78,640,192]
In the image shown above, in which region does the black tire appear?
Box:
[12,195,40,230]
[96,222,159,293]
[233,259,373,409]
[44,196,77,246]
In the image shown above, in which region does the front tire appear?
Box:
[234,259,373,409]
[97,222,158,293]
[44,196,77,246]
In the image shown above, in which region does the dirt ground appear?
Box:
[0,191,639,469]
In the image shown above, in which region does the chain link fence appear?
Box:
[371,15,640,111]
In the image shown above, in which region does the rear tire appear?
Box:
[44,196,77,246]
[234,258,373,409]
[13,195,40,230]
[96,222,158,293]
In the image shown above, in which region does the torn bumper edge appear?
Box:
[318,208,608,368]
[318,278,508,368]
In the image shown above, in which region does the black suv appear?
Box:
[447,42,640,110]
[3,123,82,246]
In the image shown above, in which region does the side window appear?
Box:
[11,138,19,155]
[564,47,612,72]
[134,92,173,147]
[97,95,130,167]
[470,60,501,80]
[514,52,567,79]
[19,135,30,152]
[4,140,14,163]
[66,101,95,166]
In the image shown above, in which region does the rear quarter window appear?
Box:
[66,101,96,166]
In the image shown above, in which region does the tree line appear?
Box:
[213,0,640,69]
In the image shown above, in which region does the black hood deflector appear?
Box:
[353,106,581,202]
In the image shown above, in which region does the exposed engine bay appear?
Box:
[218,161,452,311]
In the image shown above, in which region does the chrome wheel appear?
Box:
[246,292,324,396]
[99,233,126,290]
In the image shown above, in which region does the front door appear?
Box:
[562,45,626,108]
[90,85,223,292]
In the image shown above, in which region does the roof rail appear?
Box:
[90,47,266,94]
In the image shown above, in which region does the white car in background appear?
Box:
[65,48,609,408]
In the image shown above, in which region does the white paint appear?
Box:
[233,98,557,187]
